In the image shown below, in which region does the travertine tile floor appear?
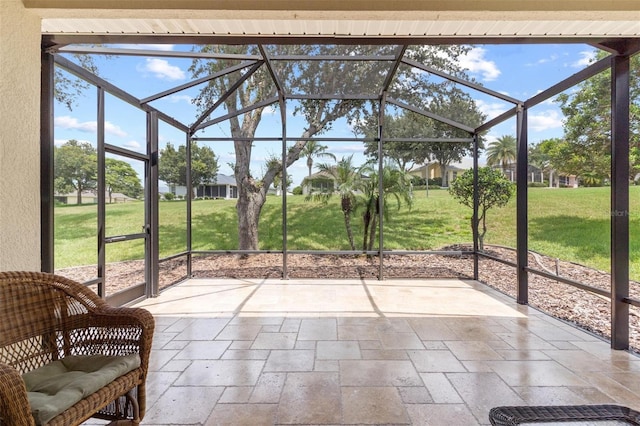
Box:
[129,278,640,425]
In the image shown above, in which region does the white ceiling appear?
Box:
[26,0,640,39]
[39,17,640,38]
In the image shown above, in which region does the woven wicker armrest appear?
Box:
[0,362,36,426]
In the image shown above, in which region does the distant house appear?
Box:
[170,174,238,199]
[495,163,578,187]
[409,163,465,187]
[55,191,137,204]
[301,170,336,195]
[301,169,370,196]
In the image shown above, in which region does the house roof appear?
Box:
[213,174,237,185]
[304,170,334,180]
[410,163,466,174]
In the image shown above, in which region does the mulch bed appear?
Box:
[56,244,640,354]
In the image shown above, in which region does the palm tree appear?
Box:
[358,161,413,251]
[301,141,336,177]
[307,155,361,250]
[486,135,517,177]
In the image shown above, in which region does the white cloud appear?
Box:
[459,47,501,82]
[138,58,185,81]
[170,94,193,103]
[572,50,596,68]
[55,116,127,137]
[528,110,564,132]
[475,99,509,120]
[104,122,128,138]
[334,144,366,155]
[526,54,559,67]
[123,140,142,150]
[263,105,279,115]
[55,116,96,133]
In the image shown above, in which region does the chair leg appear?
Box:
[125,389,141,425]
[107,390,140,425]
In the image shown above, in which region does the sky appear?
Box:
[53,43,598,189]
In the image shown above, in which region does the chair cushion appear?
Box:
[22,354,141,425]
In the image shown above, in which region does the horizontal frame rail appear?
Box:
[623,297,640,308]
[477,251,518,268]
[525,266,611,298]
[191,249,475,256]
[478,251,614,300]
[159,251,190,262]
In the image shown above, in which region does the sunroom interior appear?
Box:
[2,1,640,424]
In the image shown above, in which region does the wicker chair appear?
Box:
[0,271,155,426]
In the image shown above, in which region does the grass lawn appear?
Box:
[54,186,640,280]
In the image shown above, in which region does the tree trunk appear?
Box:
[233,129,311,250]
[236,178,266,251]
[549,170,554,188]
[362,209,371,251]
[439,163,447,187]
[343,211,356,251]
[367,213,377,252]
[479,212,487,252]
[231,99,346,251]
[76,183,82,205]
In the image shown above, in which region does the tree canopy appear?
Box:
[105,158,143,202]
[54,140,97,204]
[301,141,336,177]
[356,88,485,185]
[556,50,640,183]
[486,135,516,173]
[54,140,143,204]
[158,142,219,194]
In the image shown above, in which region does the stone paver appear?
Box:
[111,278,640,425]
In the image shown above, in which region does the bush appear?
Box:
[410,177,442,187]
[429,177,443,187]
[449,167,515,251]
[412,185,442,193]
[292,186,303,195]
[410,176,426,186]
[163,192,175,201]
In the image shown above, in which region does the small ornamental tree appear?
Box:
[448,167,514,251]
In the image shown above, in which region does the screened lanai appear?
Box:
[0,3,637,424]
[40,34,640,353]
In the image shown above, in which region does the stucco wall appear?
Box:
[0,0,41,271]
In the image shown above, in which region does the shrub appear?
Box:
[449,167,515,251]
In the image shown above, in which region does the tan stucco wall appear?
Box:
[0,0,42,271]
